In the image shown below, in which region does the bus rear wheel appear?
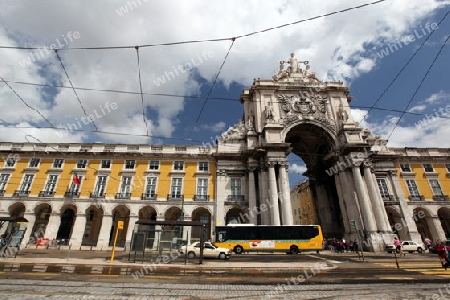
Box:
[234,245,244,254]
[290,246,299,254]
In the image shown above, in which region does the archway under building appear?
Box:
[191,207,211,242]
[226,207,246,225]
[56,206,76,242]
[438,207,450,239]
[82,205,103,246]
[109,205,130,247]
[31,203,51,241]
[138,206,157,248]
[413,207,433,243]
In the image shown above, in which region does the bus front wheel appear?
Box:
[290,246,299,255]
[234,245,244,254]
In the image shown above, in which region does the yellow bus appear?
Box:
[214,224,323,254]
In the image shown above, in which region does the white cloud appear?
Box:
[0,0,448,144]
[409,105,427,112]
[200,122,226,132]
[289,163,307,175]
[425,90,450,103]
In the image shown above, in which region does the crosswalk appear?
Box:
[371,259,450,278]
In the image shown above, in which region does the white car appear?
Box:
[179,242,231,260]
[385,240,425,253]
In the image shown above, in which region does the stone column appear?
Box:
[333,172,350,234]
[215,169,227,226]
[247,168,257,224]
[21,213,36,247]
[182,215,192,245]
[45,213,61,240]
[363,166,391,232]
[351,165,377,232]
[267,162,280,225]
[153,216,164,249]
[97,214,113,249]
[278,162,293,225]
[70,213,87,249]
[428,216,446,243]
[125,215,139,250]
[259,167,271,225]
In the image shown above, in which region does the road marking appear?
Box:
[143,275,181,279]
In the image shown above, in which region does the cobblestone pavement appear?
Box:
[0,278,448,299]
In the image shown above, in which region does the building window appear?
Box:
[423,164,434,172]
[429,179,444,196]
[93,176,107,197]
[173,161,184,171]
[52,159,63,168]
[144,176,157,198]
[170,178,183,198]
[68,175,83,193]
[199,162,209,172]
[44,175,58,193]
[376,178,390,197]
[400,164,411,172]
[101,160,111,169]
[5,156,16,167]
[118,176,132,197]
[125,160,135,169]
[149,161,159,170]
[29,158,40,168]
[76,159,87,168]
[20,174,34,192]
[0,174,10,191]
[196,178,208,200]
[406,180,420,197]
[229,178,242,201]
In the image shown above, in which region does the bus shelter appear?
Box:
[130,220,207,264]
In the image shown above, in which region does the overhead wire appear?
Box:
[386,33,450,140]
[0,0,388,51]
[54,49,98,131]
[135,46,150,136]
[356,9,450,127]
[188,38,236,137]
[0,75,54,127]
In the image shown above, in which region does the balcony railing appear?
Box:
[226,195,245,201]
[167,194,184,201]
[13,190,30,197]
[38,191,55,197]
[64,191,80,198]
[408,195,425,201]
[381,195,396,201]
[90,192,105,198]
[141,193,157,200]
[194,194,209,201]
[433,195,449,201]
[115,192,131,199]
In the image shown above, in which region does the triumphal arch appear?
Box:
[215,53,397,251]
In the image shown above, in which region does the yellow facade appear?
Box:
[290,181,317,225]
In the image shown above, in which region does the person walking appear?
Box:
[394,237,402,255]
[436,241,450,270]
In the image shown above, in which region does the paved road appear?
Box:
[0,278,449,299]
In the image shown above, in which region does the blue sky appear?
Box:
[0,0,449,188]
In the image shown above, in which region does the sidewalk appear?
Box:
[0,248,339,275]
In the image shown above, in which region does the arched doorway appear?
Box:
[138,206,157,248]
[385,207,405,239]
[191,207,211,242]
[226,207,246,225]
[163,207,182,244]
[56,207,76,242]
[31,203,52,242]
[413,207,433,242]
[285,122,343,238]
[109,205,130,247]
[82,206,103,246]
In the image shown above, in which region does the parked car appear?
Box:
[179,242,231,260]
[385,240,425,253]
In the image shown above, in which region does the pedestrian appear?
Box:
[436,241,450,270]
[394,237,402,255]
[424,237,432,251]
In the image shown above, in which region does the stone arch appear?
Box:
[412,207,434,242]
[385,206,406,239]
[225,207,247,225]
[138,206,158,248]
[31,203,52,241]
[8,202,26,218]
[82,205,103,246]
[191,207,212,242]
[284,122,343,238]
[163,206,183,240]
[109,205,130,247]
[438,207,450,239]
[56,204,77,241]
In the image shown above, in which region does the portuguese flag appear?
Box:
[72,171,81,185]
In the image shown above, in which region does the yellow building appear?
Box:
[290,181,317,225]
